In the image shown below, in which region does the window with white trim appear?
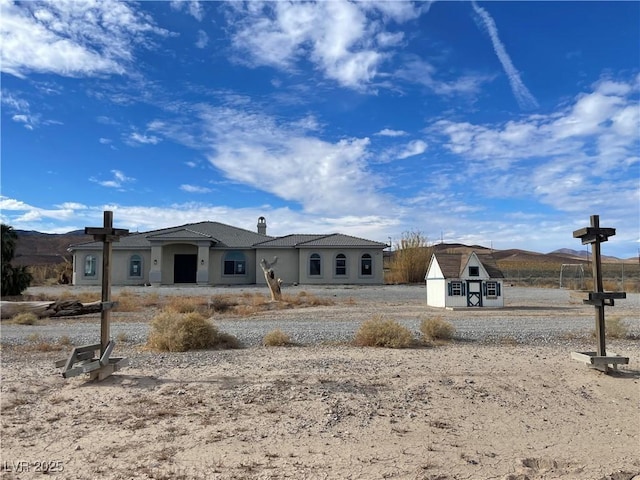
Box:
[449,281,463,296]
[484,281,500,298]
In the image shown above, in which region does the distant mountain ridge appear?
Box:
[9,229,632,266]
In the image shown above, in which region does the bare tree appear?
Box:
[260,257,282,301]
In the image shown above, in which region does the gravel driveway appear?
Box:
[2,285,638,347]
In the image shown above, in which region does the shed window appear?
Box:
[360,254,372,276]
[448,281,465,296]
[223,251,246,275]
[335,254,346,276]
[84,255,97,277]
[469,266,480,276]
[309,253,321,276]
[484,281,501,298]
[129,255,142,277]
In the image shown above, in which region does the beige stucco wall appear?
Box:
[298,248,383,285]
[208,249,257,285]
[72,249,151,286]
[254,249,300,285]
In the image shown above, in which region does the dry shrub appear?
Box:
[165,296,209,314]
[420,317,456,343]
[386,230,433,284]
[353,315,414,348]
[208,295,239,313]
[113,291,142,312]
[263,329,292,347]
[9,312,39,325]
[147,310,240,352]
[593,315,631,339]
[281,292,334,307]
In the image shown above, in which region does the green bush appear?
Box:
[2,224,32,296]
[420,317,456,342]
[353,315,414,348]
[147,310,240,352]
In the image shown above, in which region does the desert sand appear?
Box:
[1,286,639,480]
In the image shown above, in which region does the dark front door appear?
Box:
[174,254,197,283]
[467,280,482,307]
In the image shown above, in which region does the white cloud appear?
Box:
[195,30,208,49]
[375,128,407,137]
[471,1,538,109]
[90,170,135,189]
[128,132,161,145]
[431,76,639,219]
[1,0,170,78]
[99,138,112,144]
[397,140,427,159]
[227,0,422,90]
[180,184,212,194]
[170,1,204,21]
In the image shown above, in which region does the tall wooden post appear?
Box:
[56,210,130,381]
[589,215,606,356]
[85,211,129,356]
[571,214,627,373]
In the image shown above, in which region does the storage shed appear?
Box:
[425,251,505,308]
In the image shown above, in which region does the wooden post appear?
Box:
[589,215,606,357]
[85,211,129,356]
[571,214,628,373]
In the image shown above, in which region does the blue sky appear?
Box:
[1,0,639,258]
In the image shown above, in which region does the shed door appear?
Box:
[174,254,197,283]
[466,280,482,307]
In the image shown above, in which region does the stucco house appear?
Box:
[425,251,505,308]
[69,217,387,286]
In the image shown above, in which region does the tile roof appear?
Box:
[69,222,387,251]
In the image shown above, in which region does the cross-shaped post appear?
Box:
[572,214,627,372]
[85,211,129,356]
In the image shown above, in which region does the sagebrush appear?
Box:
[147,310,239,352]
[420,317,456,343]
[263,329,292,347]
[353,315,413,348]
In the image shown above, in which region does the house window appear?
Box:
[223,251,245,275]
[335,254,347,276]
[84,255,97,277]
[360,254,372,276]
[484,281,500,298]
[129,255,142,277]
[448,281,464,296]
[469,266,480,276]
[309,253,321,276]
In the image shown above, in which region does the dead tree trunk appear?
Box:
[260,257,282,301]
[1,300,106,319]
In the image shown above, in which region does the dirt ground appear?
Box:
[1,287,639,480]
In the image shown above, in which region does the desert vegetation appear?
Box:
[262,329,293,347]
[146,311,239,352]
[353,315,414,348]
[420,316,456,343]
[386,230,433,284]
[1,224,32,296]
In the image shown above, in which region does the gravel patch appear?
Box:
[2,285,638,348]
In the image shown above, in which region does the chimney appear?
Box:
[257,216,267,235]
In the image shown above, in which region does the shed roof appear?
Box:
[432,252,504,279]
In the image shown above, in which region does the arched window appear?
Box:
[335,253,347,276]
[360,254,372,276]
[224,251,246,275]
[309,253,321,276]
[129,254,143,277]
[84,254,97,277]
